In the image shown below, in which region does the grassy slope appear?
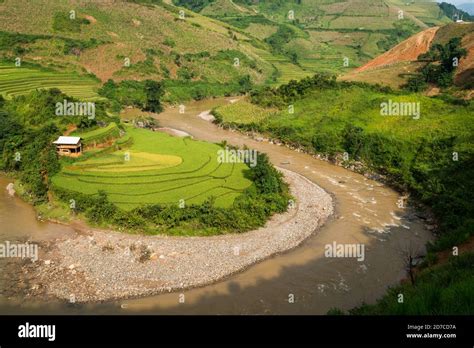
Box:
[0,0,272,88]
[52,126,252,210]
[214,99,277,124]
[71,122,121,145]
[190,0,451,81]
[0,0,453,97]
[340,61,428,88]
[217,87,474,150]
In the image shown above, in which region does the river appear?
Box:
[0,97,432,314]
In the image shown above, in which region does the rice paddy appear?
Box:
[52,126,253,210]
[72,122,121,146]
[0,64,100,100]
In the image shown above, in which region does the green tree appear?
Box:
[144,80,164,113]
[419,37,467,88]
[250,153,284,194]
[238,75,253,93]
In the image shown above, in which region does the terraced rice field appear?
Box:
[0,64,100,100]
[72,123,121,146]
[52,126,253,210]
[255,49,311,85]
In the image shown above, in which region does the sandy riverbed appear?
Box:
[21,168,333,303]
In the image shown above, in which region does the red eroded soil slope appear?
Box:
[455,31,474,87]
[355,27,439,73]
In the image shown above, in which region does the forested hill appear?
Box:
[439,1,474,21]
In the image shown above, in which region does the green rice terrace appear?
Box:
[0,63,100,100]
[52,126,253,211]
[71,122,121,146]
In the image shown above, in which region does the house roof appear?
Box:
[53,136,81,145]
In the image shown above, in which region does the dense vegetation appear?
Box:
[352,252,474,315]
[404,37,468,91]
[0,30,103,57]
[216,74,474,253]
[213,73,474,313]
[0,112,59,202]
[52,12,91,33]
[99,76,252,109]
[0,89,113,203]
[173,0,215,12]
[217,15,274,29]
[265,25,299,57]
[98,79,164,112]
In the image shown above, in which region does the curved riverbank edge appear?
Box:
[21,168,333,303]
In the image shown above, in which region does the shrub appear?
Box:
[163,38,176,47]
[52,12,90,33]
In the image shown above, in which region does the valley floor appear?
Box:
[0,98,432,314]
[16,168,333,303]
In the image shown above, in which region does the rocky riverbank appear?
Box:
[18,168,333,303]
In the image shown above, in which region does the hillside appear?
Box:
[439,1,474,21]
[341,22,474,90]
[0,0,456,97]
[0,0,472,319]
[0,0,277,99]
[174,0,452,80]
[353,27,439,73]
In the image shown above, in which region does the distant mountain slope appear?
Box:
[180,0,451,27]
[439,1,474,21]
[453,26,474,88]
[172,0,452,80]
[0,0,458,94]
[0,0,274,85]
[341,22,474,90]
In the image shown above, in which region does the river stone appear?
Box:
[6,183,15,196]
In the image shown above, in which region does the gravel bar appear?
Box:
[27,168,333,302]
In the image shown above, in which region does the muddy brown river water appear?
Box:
[0,97,432,314]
